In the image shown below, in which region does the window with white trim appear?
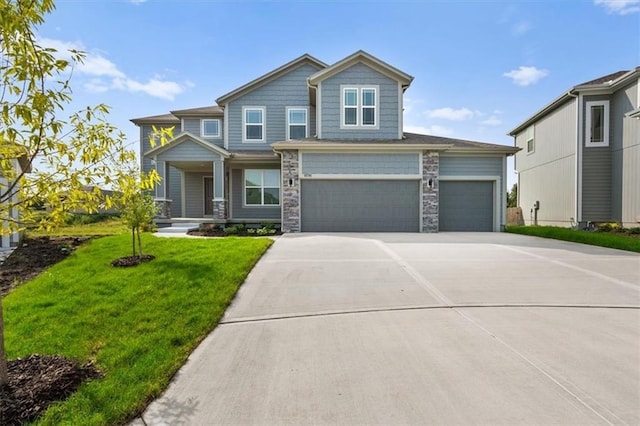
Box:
[586,100,609,147]
[287,108,308,140]
[202,119,220,138]
[341,86,378,128]
[244,169,280,206]
[525,125,535,154]
[243,107,265,142]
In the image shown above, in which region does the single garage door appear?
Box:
[439,181,494,231]
[301,180,420,232]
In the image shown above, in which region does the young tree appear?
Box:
[507,183,518,208]
[0,0,157,387]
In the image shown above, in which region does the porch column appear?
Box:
[154,160,172,218]
[422,151,439,232]
[212,159,227,220]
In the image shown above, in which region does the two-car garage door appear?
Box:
[301,180,420,232]
[300,179,494,232]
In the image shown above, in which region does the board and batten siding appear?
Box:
[301,153,420,175]
[582,94,613,222]
[226,63,322,151]
[230,166,281,221]
[612,81,640,225]
[513,99,577,226]
[319,63,399,140]
[183,118,224,148]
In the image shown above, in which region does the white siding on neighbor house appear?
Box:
[226,63,321,151]
[514,98,577,225]
[319,63,399,140]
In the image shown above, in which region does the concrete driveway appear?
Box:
[140,233,640,425]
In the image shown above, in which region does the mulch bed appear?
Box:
[0,355,102,426]
[111,254,155,267]
[187,229,281,237]
[0,237,102,425]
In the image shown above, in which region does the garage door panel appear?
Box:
[440,181,494,232]
[301,180,419,232]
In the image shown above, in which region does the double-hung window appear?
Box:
[585,100,609,147]
[287,107,308,140]
[341,86,378,129]
[202,119,220,138]
[243,107,265,142]
[525,125,535,154]
[244,169,280,206]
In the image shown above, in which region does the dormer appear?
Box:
[307,50,413,140]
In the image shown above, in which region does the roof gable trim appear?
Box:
[144,132,230,158]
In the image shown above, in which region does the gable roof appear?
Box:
[170,105,224,117]
[307,50,414,88]
[215,54,327,105]
[509,67,640,136]
[144,132,230,158]
[130,113,180,126]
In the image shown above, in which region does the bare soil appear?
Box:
[0,237,102,425]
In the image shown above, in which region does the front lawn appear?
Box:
[28,217,128,237]
[3,233,272,425]
[506,226,640,253]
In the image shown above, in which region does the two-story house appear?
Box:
[132,50,518,232]
[509,67,640,227]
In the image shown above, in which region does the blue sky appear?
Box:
[39,0,639,186]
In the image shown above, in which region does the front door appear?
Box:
[204,177,214,215]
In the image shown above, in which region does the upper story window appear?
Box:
[287,107,308,140]
[202,119,220,138]
[525,125,535,154]
[585,100,609,147]
[341,85,379,129]
[243,107,265,142]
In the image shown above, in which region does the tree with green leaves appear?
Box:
[0,0,147,387]
[507,183,518,208]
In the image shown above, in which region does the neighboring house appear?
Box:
[132,50,518,232]
[1,157,28,248]
[509,67,640,227]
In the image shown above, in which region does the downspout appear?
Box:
[566,89,581,226]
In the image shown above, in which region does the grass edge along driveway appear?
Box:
[506,225,640,253]
[3,233,273,425]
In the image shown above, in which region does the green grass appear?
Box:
[28,217,128,237]
[3,233,273,425]
[506,226,640,253]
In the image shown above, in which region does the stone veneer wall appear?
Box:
[281,150,300,232]
[422,151,439,232]
[212,200,227,220]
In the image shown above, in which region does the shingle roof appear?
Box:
[130,113,180,125]
[578,70,629,86]
[170,105,224,117]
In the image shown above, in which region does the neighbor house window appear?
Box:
[243,107,265,142]
[526,125,535,154]
[585,100,609,147]
[287,107,308,140]
[341,86,378,129]
[244,169,280,206]
[202,119,220,138]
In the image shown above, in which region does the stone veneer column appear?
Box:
[422,151,439,232]
[281,150,300,232]
[212,200,227,220]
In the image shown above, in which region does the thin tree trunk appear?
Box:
[0,295,9,388]
[131,228,136,257]
[136,227,143,256]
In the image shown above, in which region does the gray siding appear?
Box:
[301,153,419,175]
[230,167,281,220]
[320,63,399,140]
[168,167,182,217]
[156,140,223,162]
[183,118,224,148]
[227,63,322,151]
[439,156,502,177]
[183,172,211,218]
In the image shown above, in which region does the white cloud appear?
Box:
[512,21,532,35]
[404,124,454,137]
[131,0,148,4]
[426,107,475,121]
[594,0,640,15]
[37,37,188,100]
[480,116,503,126]
[503,66,549,86]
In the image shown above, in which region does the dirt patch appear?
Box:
[0,237,101,425]
[0,355,102,425]
[0,237,89,297]
[111,254,155,267]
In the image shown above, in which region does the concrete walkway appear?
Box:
[138,233,640,425]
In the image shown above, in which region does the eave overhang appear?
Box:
[144,132,230,158]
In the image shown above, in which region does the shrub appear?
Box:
[223,225,238,235]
